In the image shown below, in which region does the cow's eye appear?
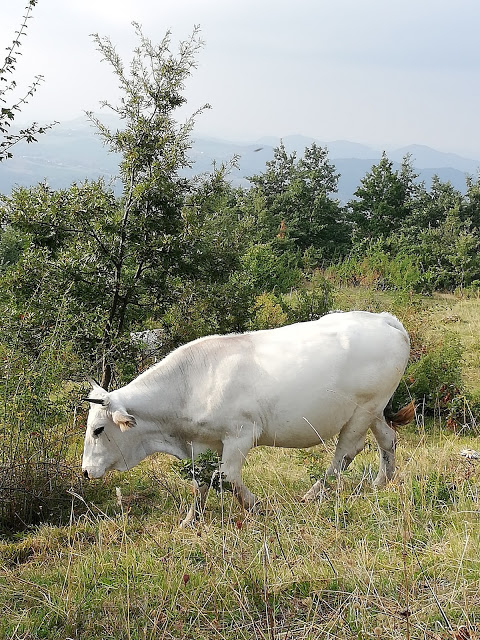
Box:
[93,426,105,437]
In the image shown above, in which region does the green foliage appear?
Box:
[0,226,26,272]
[413,207,480,291]
[2,26,211,389]
[249,274,334,331]
[240,241,302,294]
[283,274,334,323]
[347,152,420,246]
[396,331,464,414]
[160,273,255,348]
[0,308,84,534]
[250,293,289,330]
[328,247,424,292]
[1,181,125,363]
[173,449,232,493]
[463,173,480,230]
[249,141,349,262]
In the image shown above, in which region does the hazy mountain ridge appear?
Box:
[1,117,479,202]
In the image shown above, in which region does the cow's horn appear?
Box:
[82,397,105,405]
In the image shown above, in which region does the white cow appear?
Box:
[82,311,413,526]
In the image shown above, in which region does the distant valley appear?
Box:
[1,116,479,203]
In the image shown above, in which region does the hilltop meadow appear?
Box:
[0,287,479,640]
[1,16,480,640]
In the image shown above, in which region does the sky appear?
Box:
[2,0,480,158]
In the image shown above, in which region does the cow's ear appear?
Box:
[112,410,137,432]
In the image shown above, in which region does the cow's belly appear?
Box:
[256,398,357,448]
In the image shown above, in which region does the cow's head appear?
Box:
[81,381,139,479]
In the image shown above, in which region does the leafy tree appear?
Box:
[404,174,463,233]
[83,24,210,387]
[249,142,349,262]
[0,0,56,161]
[1,181,120,357]
[180,164,251,284]
[348,152,420,247]
[2,25,209,388]
[415,206,480,290]
[157,167,259,345]
[462,173,480,230]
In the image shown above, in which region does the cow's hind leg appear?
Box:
[301,409,371,502]
[179,482,209,529]
[370,418,396,488]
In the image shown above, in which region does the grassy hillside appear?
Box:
[1,290,479,639]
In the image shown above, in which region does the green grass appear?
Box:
[1,430,479,639]
[1,287,480,639]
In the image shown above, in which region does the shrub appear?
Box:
[250,293,289,331]
[0,319,84,534]
[282,273,334,323]
[240,242,302,294]
[402,332,463,409]
[173,449,232,493]
[328,250,426,293]
[394,331,479,432]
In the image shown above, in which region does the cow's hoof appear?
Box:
[244,500,264,515]
[179,514,198,529]
[300,489,325,503]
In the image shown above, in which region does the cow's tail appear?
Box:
[384,400,415,429]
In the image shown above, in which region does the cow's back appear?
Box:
[246,311,410,447]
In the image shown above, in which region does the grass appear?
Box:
[1,288,480,639]
[428,293,480,396]
[1,428,479,639]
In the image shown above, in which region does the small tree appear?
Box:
[348,152,419,248]
[0,0,56,161]
[249,141,348,262]
[3,25,209,389]
[85,24,209,387]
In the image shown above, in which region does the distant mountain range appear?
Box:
[1,116,479,203]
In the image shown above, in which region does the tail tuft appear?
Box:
[384,400,415,429]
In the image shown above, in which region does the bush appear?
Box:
[329,249,426,293]
[250,275,334,331]
[0,321,84,534]
[393,331,480,432]
[240,242,302,294]
[249,293,289,331]
[403,332,463,409]
[283,274,334,323]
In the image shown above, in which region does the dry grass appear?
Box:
[1,289,480,639]
[0,423,479,639]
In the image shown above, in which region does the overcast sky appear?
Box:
[2,0,480,157]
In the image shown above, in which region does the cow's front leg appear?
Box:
[221,436,258,511]
[179,482,209,528]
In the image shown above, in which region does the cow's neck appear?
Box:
[135,422,189,460]
[115,363,184,421]
[111,361,192,460]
